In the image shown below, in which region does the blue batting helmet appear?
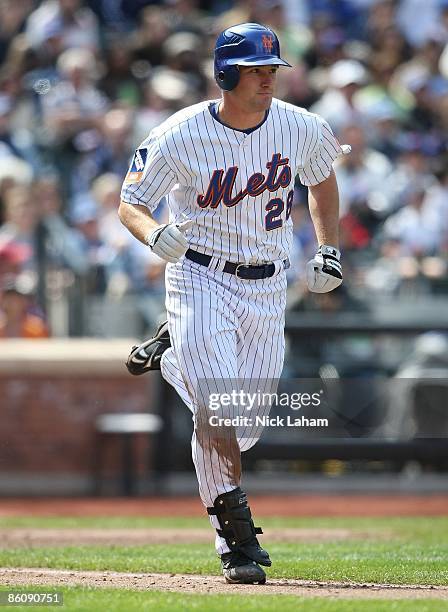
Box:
[214,23,291,91]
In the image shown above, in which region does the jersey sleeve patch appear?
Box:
[124,148,149,184]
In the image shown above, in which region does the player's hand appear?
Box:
[146,220,193,263]
[306,245,342,293]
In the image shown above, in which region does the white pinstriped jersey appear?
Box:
[121,98,343,263]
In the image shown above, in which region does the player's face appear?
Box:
[232,65,278,111]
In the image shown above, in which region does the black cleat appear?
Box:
[221,551,267,585]
[126,321,171,375]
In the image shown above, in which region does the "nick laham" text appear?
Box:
[209,415,329,427]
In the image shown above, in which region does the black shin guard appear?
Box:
[207,487,271,567]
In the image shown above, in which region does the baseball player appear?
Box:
[119,23,344,584]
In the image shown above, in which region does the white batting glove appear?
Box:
[145,220,193,263]
[306,245,343,293]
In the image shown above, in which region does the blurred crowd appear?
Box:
[0,0,447,337]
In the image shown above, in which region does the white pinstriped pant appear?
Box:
[160,256,286,554]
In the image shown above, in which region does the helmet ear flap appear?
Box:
[215,65,240,91]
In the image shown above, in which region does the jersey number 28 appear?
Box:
[265,190,294,231]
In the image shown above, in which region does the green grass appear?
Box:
[0,515,447,538]
[0,517,447,586]
[0,588,447,612]
[1,541,447,585]
[1,518,447,611]
[0,516,211,529]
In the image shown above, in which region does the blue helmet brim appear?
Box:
[226,56,291,67]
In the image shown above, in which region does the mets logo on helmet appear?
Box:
[262,35,273,52]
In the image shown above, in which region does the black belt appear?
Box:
[185,249,289,280]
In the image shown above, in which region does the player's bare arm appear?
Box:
[308,169,340,248]
[306,170,343,293]
[118,201,159,245]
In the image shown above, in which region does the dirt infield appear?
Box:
[1,495,447,517]
[1,568,447,600]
